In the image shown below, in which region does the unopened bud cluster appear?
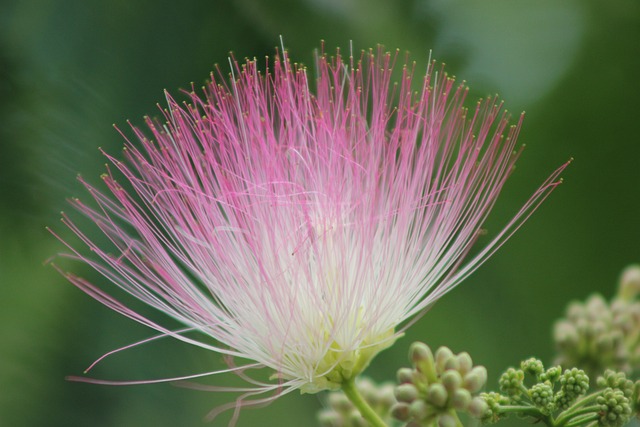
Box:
[480,358,590,423]
[554,265,640,377]
[479,357,640,427]
[317,378,396,427]
[390,342,488,426]
[594,370,637,427]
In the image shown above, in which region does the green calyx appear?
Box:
[299,328,398,394]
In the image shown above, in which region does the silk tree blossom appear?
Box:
[52,46,568,415]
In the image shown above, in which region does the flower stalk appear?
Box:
[341,379,388,427]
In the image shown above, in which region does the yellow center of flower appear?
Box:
[297,327,398,394]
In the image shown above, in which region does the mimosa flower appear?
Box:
[52,45,568,418]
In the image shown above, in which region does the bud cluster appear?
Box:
[317,378,397,427]
[478,358,590,423]
[390,342,488,426]
[596,387,632,427]
[594,370,637,427]
[478,357,640,427]
[554,265,640,377]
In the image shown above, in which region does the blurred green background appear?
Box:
[1,1,638,426]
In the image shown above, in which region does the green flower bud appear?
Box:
[456,352,473,376]
[540,366,562,383]
[499,368,525,397]
[468,397,489,418]
[441,369,462,392]
[479,392,509,424]
[395,383,419,403]
[520,357,544,378]
[435,346,454,374]
[317,409,341,427]
[463,366,487,393]
[426,383,448,408]
[357,378,378,405]
[595,330,621,353]
[586,294,609,317]
[553,321,580,348]
[396,367,414,384]
[596,388,632,427]
[410,342,436,381]
[328,392,353,413]
[409,399,430,421]
[443,356,460,372]
[451,388,472,410]
[566,300,586,322]
[597,370,635,398]
[529,382,555,415]
[391,402,411,422]
[554,391,571,410]
[559,368,589,399]
[348,409,368,427]
[378,383,397,408]
[617,264,640,301]
[438,413,457,427]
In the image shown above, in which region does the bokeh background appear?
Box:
[1,1,639,426]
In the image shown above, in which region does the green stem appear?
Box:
[561,392,601,416]
[563,414,599,427]
[498,405,553,426]
[499,405,545,417]
[555,405,601,427]
[341,379,388,427]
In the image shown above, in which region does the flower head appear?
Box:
[52,45,568,415]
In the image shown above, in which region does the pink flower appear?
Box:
[52,46,568,417]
